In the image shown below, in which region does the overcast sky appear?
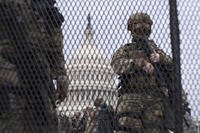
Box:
[56,0,200,119]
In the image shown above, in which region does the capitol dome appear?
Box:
[61,14,117,115]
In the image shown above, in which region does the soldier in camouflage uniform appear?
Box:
[111,12,174,133]
[0,0,68,133]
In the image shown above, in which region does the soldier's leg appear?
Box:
[116,94,143,133]
[142,97,170,133]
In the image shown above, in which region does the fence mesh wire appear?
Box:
[0,0,199,133]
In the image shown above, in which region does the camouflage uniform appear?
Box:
[0,0,68,133]
[111,13,173,133]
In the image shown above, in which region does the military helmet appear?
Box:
[127,12,153,31]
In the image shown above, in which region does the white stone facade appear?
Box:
[60,17,117,115]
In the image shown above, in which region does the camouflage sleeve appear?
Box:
[155,48,174,73]
[150,40,174,69]
[111,45,147,75]
[46,29,70,94]
[156,49,173,65]
[48,29,67,79]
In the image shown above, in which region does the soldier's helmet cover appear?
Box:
[127,12,153,37]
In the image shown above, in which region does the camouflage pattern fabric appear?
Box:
[111,40,172,133]
[111,13,173,133]
[116,94,169,133]
[0,0,67,133]
[111,40,173,90]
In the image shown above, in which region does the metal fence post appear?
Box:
[169,0,183,133]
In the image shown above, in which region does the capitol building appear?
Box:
[59,15,117,115]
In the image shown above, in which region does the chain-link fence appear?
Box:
[0,0,199,133]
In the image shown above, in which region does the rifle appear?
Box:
[134,37,167,88]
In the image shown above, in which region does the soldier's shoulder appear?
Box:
[112,43,136,58]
